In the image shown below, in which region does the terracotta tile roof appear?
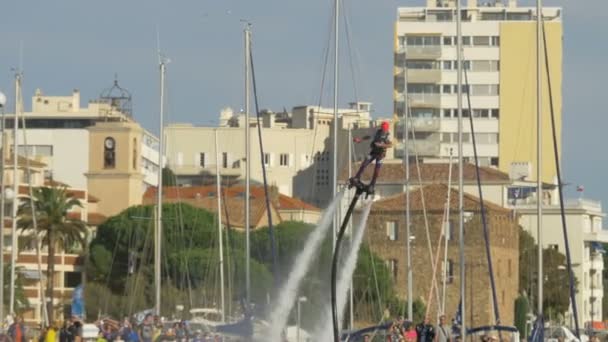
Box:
[340,162,510,185]
[87,194,100,203]
[371,184,511,214]
[16,185,87,200]
[44,179,70,187]
[143,185,319,212]
[142,194,272,229]
[67,212,107,226]
[5,156,46,168]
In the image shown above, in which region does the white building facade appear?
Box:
[165,102,378,206]
[3,88,160,193]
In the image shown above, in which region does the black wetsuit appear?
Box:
[353,129,391,188]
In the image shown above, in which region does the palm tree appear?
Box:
[17,186,88,322]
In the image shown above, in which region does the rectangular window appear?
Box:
[441,133,451,143]
[176,152,183,166]
[406,36,440,46]
[199,153,206,167]
[443,36,452,46]
[264,153,270,167]
[386,259,398,279]
[442,85,452,94]
[222,152,228,168]
[491,109,499,118]
[407,84,440,94]
[443,109,452,118]
[447,259,454,283]
[386,221,398,241]
[279,153,289,166]
[64,271,82,288]
[491,37,500,46]
[462,36,471,46]
[443,60,452,70]
[473,36,490,46]
[406,60,438,70]
[491,157,499,167]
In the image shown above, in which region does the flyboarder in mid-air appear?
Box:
[349,121,393,194]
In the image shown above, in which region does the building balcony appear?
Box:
[394,134,441,157]
[395,92,441,108]
[396,118,441,133]
[396,46,442,60]
[394,68,442,84]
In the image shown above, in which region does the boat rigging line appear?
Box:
[542,19,580,338]
[248,39,279,288]
[463,59,502,325]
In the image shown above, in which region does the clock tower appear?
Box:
[86,121,145,217]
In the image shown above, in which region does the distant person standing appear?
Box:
[8,316,25,342]
[416,318,436,342]
[436,315,452,342]
[138,314,154,342]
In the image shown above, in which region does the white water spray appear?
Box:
[315,200,373,340]
[267,190,345,341]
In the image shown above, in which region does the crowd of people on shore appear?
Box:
[361,315,459,342]
[1,314,225,342]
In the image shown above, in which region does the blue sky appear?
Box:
[1,0,606,207]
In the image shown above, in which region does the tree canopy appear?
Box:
[519,227,577,319]
[86,202,399,326]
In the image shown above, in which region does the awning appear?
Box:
[19,269,45,280]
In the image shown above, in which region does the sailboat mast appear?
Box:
[244,23,251,307]
[0,90,6,324]
[456,0,465,339]
[401,50,413,321]
[536,0,544,318]
[155,60,166,316]
[10,73,21,315]
[332,0,339,244]
[215,129,226,323]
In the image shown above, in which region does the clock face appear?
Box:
[104,137,115,149]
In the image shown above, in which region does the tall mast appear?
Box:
[536,0,544,318]
[0,90,6,325]
[244,23,251,307]
[332,0,340,243]
[155,58,166,316]
[215,129,226,323]
[456,0,466,340]
[10,73,21,315]
[402,51,413,321]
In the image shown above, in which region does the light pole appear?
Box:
[297,296,308,342]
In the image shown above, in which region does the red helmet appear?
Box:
[381,121,390,132]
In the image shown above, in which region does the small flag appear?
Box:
[576,185,584,192]
[452,299,462,336]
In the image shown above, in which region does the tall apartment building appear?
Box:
[394,0,562,182]
[3,83,160,194]
[165,102,378,206]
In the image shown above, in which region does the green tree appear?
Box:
[162,167,177,186]
[519,227,577,318]
[18,186,88,322]
[514,295,530,337]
